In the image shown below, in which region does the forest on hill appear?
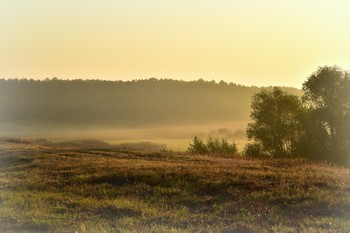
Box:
[0,78,301,128]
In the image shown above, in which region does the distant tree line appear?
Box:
[0,78,301,128]
[244,66,350,164]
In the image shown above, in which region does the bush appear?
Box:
[218,138,238,156]
[188,136,237,156]
[188,136,208,154]
[243,143,269,158]
[206,137,221,154]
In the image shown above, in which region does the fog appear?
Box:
[0,78,302,151]
[0,122,248,151]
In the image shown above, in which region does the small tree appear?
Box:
[246,87,305,158]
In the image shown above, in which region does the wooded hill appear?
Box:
[0,78,302,127]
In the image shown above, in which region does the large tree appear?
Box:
[246,87,305,158]
[302,66,350,162]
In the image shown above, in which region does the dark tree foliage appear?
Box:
[243,142,269,158]
[302,66,350,163]
[245,66,350,164]
[246,87,305,158]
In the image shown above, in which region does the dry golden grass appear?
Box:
[0,140,349,232]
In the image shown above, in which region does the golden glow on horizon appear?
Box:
[0,1,349,88]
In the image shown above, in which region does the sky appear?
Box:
[0,1,349,88]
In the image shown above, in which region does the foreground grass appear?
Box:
[0,141,349,232]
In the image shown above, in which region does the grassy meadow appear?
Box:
[0,139,350,232]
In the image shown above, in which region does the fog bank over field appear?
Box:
[0,121,249,151]
[0,78,302,149]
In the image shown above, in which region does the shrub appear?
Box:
[243,143,269,158]
[206,137,221,154]
[188,136,237,156]
[219,138,238,156]
[188,136,208,154]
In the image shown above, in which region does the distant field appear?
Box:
[0,121,249,151]
[0,140,349,232]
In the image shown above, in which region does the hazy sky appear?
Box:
[0,1,349,88]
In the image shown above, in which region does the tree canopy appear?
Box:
[246,87,305,158]
[246,66,350,164]
[302,66,350,163]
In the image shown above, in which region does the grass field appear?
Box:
[0,140,350,232]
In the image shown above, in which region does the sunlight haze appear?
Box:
[0,1,349,88]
